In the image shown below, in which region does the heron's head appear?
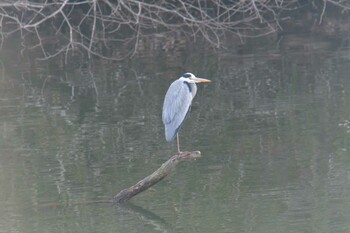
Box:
[181,72,211,83]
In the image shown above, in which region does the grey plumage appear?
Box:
[162,79,197,141]
[162,73,210,152]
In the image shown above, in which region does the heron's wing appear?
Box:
[162,79,193,142]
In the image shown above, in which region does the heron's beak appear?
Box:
[192,77,211,83]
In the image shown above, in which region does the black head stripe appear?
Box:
[182,73,192,78]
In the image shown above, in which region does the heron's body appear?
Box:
[162,73,210,152]
[162,78,197,141]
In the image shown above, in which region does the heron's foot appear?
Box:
[177,151,202,160]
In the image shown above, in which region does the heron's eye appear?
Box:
[182,73,192,78]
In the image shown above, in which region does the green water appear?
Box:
[1,34,350,233]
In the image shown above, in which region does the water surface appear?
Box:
[1,34,350,233]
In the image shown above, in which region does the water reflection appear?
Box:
[1,34,350,233]
[116,203,173,233]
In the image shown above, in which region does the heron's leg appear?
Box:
[176,133,180,153]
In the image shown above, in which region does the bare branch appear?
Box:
[0,0,347,60]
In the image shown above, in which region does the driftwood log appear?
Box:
[112,151,201,204]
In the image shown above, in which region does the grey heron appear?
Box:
[162,72,211,153]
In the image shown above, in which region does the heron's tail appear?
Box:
[165,127,177,142]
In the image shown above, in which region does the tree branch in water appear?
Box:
[112,151,201,204]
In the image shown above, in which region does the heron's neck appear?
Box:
[184,81,197,98]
